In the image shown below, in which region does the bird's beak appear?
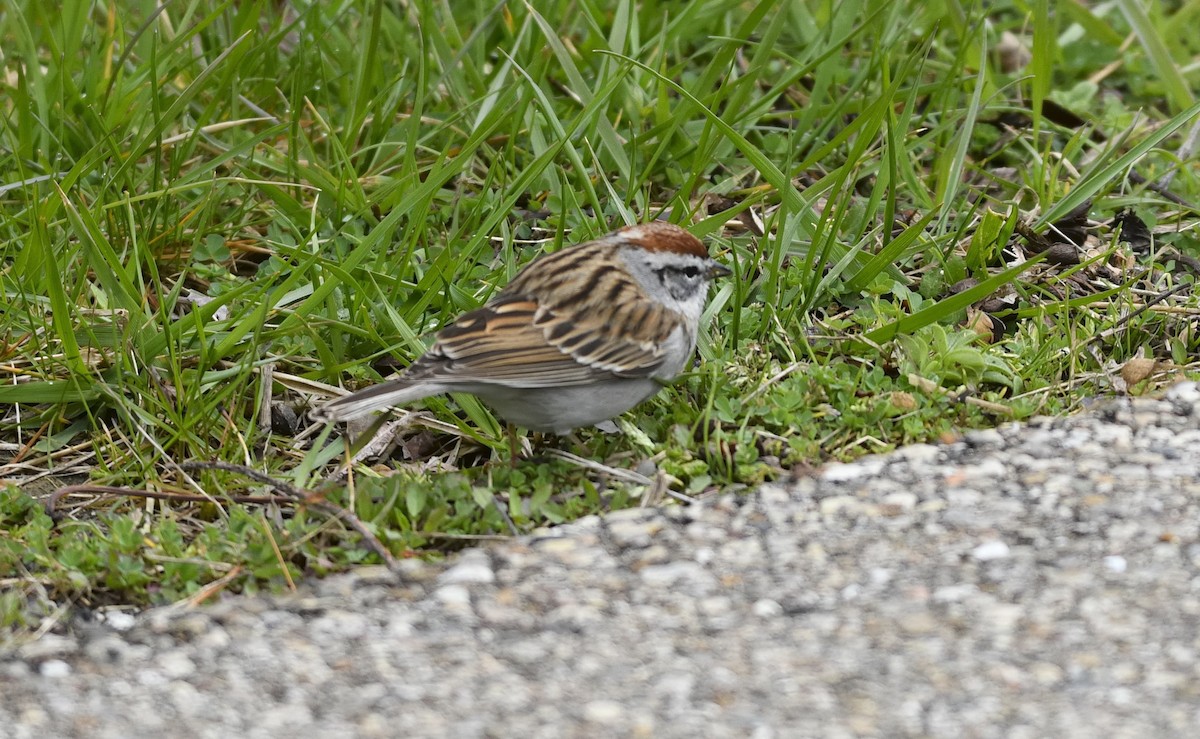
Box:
[708,261,732,278]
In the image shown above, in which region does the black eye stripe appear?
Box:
[658,264,702,279]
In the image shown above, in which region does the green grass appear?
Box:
[2,0,1198,641]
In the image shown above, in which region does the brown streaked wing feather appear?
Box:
[407,296,631,388]
[531,298,680,378]
[411,291,681,388]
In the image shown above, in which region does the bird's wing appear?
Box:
[410,294,684,388]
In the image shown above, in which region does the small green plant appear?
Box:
[896,324,1020,390]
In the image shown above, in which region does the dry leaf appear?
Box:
[887,391,918,412]
[965,308,995,341]
[1120,357,1157,387]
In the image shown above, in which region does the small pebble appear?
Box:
[752,599,783,617]
[39,660,71,679]
[972,540,1011,561]
[583,700,625,725]
[439,550,496,585]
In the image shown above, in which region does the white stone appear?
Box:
[157,651,196,679]
[752,599,783,617]
[434,584,472,606]
[439,550,495,585]
[1104,555,1128,573]
[583,699,625,725]
[39,660,71,678]
[104,611,137,631]
[972,540,1011,561]
[894,443,941,464]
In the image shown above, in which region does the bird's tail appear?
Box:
[311,379,442,423]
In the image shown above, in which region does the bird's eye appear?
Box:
[681,265,702,278]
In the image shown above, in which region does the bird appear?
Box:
[313,221,730,436]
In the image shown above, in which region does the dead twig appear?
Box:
[44,484,289,515]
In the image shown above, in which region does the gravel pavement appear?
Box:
[4,384,1200,738]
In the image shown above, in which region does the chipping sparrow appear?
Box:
[314,222,730,434]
